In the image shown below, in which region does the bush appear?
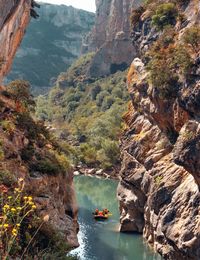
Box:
[30,158,58,175]
[1,120,16,134]
[146,28,193,98]
[152,3,178,30]
[101,96,115,111]
[20,145,35,162]
[79,143,97,166]
[7,80,35,111]
[183,25,200,52]
[96,91,109,107]
[90,85,101,100]
[0,170,15,186]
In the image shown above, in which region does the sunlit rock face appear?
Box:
[118,0,200,259]
[6,3,95,95]
[0,0,79,248]
[0,0,31,82]
[82,0,143,78]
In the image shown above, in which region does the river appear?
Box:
[69,175,161,260]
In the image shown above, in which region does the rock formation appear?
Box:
[118,0,200,259]
[0,0,32,83]
[0,0,78,250]
[83,0,143,78]
[6,3,95,95]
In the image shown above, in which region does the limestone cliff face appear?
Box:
[0,0,32,83]
[118,0,200,259]
[0,1,78,249]
[7,3,95,95]
[83,0,143,77]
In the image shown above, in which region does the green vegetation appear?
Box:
[36,53,129,170]
[155,175,163,186]
[151,3,178,30]
[7,4,95,95]
[146,28,193,99]
[0,169,15,186]
[7,80,35,111]
[1,120,16,134]
[183,25,200,53]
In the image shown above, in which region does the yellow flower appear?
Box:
[18,178,24,182]
[3,224,9,228]
[14,188,22,193]
[8,196,12,199]
[11,208,16,213]
[16,224,20,227]
[3,205,10,212]
[12,228,18,236]
[16,207,22,211]
[23,196,28,200]
[28,196,32,201]
[31,205,37,210]
[28,201,34,206]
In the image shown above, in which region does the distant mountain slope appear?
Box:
[6,3,95,95]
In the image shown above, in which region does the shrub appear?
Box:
[16,112,50,141]
[7,80,35,111]
[20,145,35,162]
[101,96,115,111]
[152,3,178,30]
[0,170,15,186]
[1,120,16,134]
[96,91,109,107]
[0,179,39,258]
[79,143,97,166]
[90,85,101,100]
[183,25,200,53]
[30,158,58,175]
[97,140,120,170]
[146,28,193,98]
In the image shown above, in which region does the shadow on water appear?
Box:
[69,176,162,260]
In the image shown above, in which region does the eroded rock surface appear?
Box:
[0,0,79,249]
[0,0,32,82]
[83,0,143,77]
[118,0,200,259]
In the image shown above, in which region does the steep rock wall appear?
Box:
[0,1,79,249]
[0,0,32,82]
[118,0,200,259]
[82,0,143,77]
[6,4,95,95]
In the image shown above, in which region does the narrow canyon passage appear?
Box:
[69,176,161,260]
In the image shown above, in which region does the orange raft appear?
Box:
[94,213,109,220]
[93,209,111,220]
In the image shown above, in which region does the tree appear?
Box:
[7,80,35,112]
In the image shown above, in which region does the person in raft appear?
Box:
[103,208,109,215]
[94,208,99,215]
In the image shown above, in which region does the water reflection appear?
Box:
[69,176,161,260]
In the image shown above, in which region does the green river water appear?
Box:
[69,175,162,260]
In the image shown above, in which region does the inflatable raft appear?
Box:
[94,214,109,220]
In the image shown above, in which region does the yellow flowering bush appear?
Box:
[0,178,38,259]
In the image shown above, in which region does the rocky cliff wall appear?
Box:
[118,0,200,259]
[82,0,143,78]
[6,3,95,95]
[0,0,32,82]
[0,0,78,250]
